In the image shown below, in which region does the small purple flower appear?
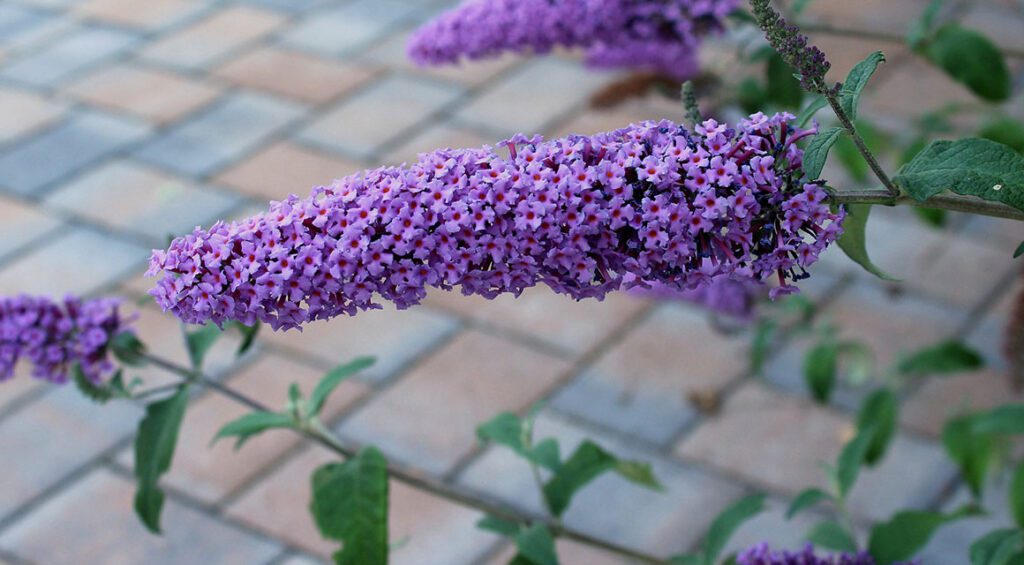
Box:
[407,0,738,79]
[738,543,916,565]
[0,295,131,384]
[149,113,843,332]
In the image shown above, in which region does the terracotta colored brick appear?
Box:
[552,303,748,445]
[0,194,61,262]
[424,285,649,356]
[46,160,240,241]
[339,330,570,474]
[0,469,281,563]
[74,0,204,30]
[214,141,365,202]
[379,123,492,167]
[140,6,286,70]
[966,275,1021,373]
[866,59,979,124]
[212,46,380,105]
[0,387,140,522]
[816,206,945,280]
[262,303,458,382]
[225,447,497,563]
[802,0,934,36]
[117,353,369,503]
[903,369,1022,437]
[459,412,745,554]
[487,539,640,564]
[0,86,63,143]
[64,63,221,125]
[909,232,1017,309]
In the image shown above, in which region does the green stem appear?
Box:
[830,188,1024,221]
[823,93,901,198]
[139,352,669,565]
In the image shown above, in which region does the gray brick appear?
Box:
[0,388,140,523]
[0,26,138,87]
[0,110,150,196]
[0,4,51,45]
[300,74,463,160]
[134,92,304,177]
[281,0,420,56]
[0,469,282,564]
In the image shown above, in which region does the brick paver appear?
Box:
[0,0,1021,563]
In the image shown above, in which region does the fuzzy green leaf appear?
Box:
[73,365,117,404]
[970,529,1024,565]
[230,322,260,358]
[971,405,1024,435]
[530,439,562,473]
[836,425,877,498]
[476,515,520,538]
[807,520,858,553]
[896,340,984,377]
[308,357,375,417]
[869,507,975,564]
[515,524,559,565]
[804,340,839,404]
[212,411,296,450]
[1011,460,1024,529]
[765,52,804,110]
[134,386,190,533]
[1014,241,1024,259]
[796,96,827,128]
[944,415,995,499]
[803,127,844,180]
[857,389,898,466]
[702,494,766,565]
[980,117,1024,154]
[185,324,222,370]
[478,412,526,451]
[907,0,945,48]
[839,52,885,120]
[835,204,898,281]
[922,24,1011,102]
[542,440,658,517]
[110,331,148,367]
[310,447,389,565]
[787,488,833,519]
[896,138,1024,212]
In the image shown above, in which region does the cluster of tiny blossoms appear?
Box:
[407,0,737,79]
[738,543,913,565]
[0,295,130,383]
[750,0,835,93]
[627,275,761,320]
[149,113,843,331]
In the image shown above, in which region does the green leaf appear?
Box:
[971,405,1024,435]
[944,415,994,499]
[869,507,974,564]
[530,439,562,473]
[765,52,804,109]
[212,411,296,450]
[922,24,1011,102]
[110,331,148,367]
[307,357,375,417]
[736,77,767,115]
[912,207,948,228]
[907,0,945,48]
[787,488,833,519]
[803,127,844,180]
[980,117,1024,154]
[835,204,898,281]
[542,440,658,517]
[73,365,116,404]
[1015,241,1024,259]
[750,319,777,376]
[310,447,389,565]
[856,389,898,466]
[834,119,888,184]
[515,524,559,565]
[615,460,664,491]
[836,424,877,499]
[971,529,1024,565]
[804,340,839,403]
[230,322,260,357]
[895,340,985,377]
[792,0,813,15]
[896,138,1024,212]
[839,51,885,120]
[796,96,828,128]
[702,494,766,565]
[807,520,858,553]
[1011,460,1024,529]
[185,324,222,370]
[476,515,521,538]
[478,412,526,452]
[134,386,190,533]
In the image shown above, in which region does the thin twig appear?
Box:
[823,93,901,198]
[139,352,669,565]
[830,188,1024,221]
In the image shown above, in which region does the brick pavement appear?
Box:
[0,0,1021,563]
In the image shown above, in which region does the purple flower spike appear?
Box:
[149,113,843,332]
[0,295,131,384]
[407,0,738,79]
[627,275,762,320]
[738,543,917,565]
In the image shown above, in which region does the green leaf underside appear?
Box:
[804,341,839,403]
[308,357,375,417]
[787,488,833,519]
[803,127,844,180]
[310,447,390,565]
[970,529,1024,565]
[923,24,1011,102]
[807,520,858,553]
[134,386,190,533]
[702,494,766,565]
[213,411,296,450]
[896,341,984,377]
[869,507,975,564]
[895,138,1024,212]
[944,415,994,499]
[840,51,886,120]
[857,389,898,466]
[835,204,899,281]
[515,524,560,565]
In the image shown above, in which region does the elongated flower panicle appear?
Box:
[149,113,843,331]
[0,295,130,383]
[738,543,914,565]
[407,0,737,79]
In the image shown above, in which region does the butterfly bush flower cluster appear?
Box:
[627,276,761,320]
[149,112,843,331]
[407,0,738,79]
[0,295,130,384]
[738,544,914,565]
